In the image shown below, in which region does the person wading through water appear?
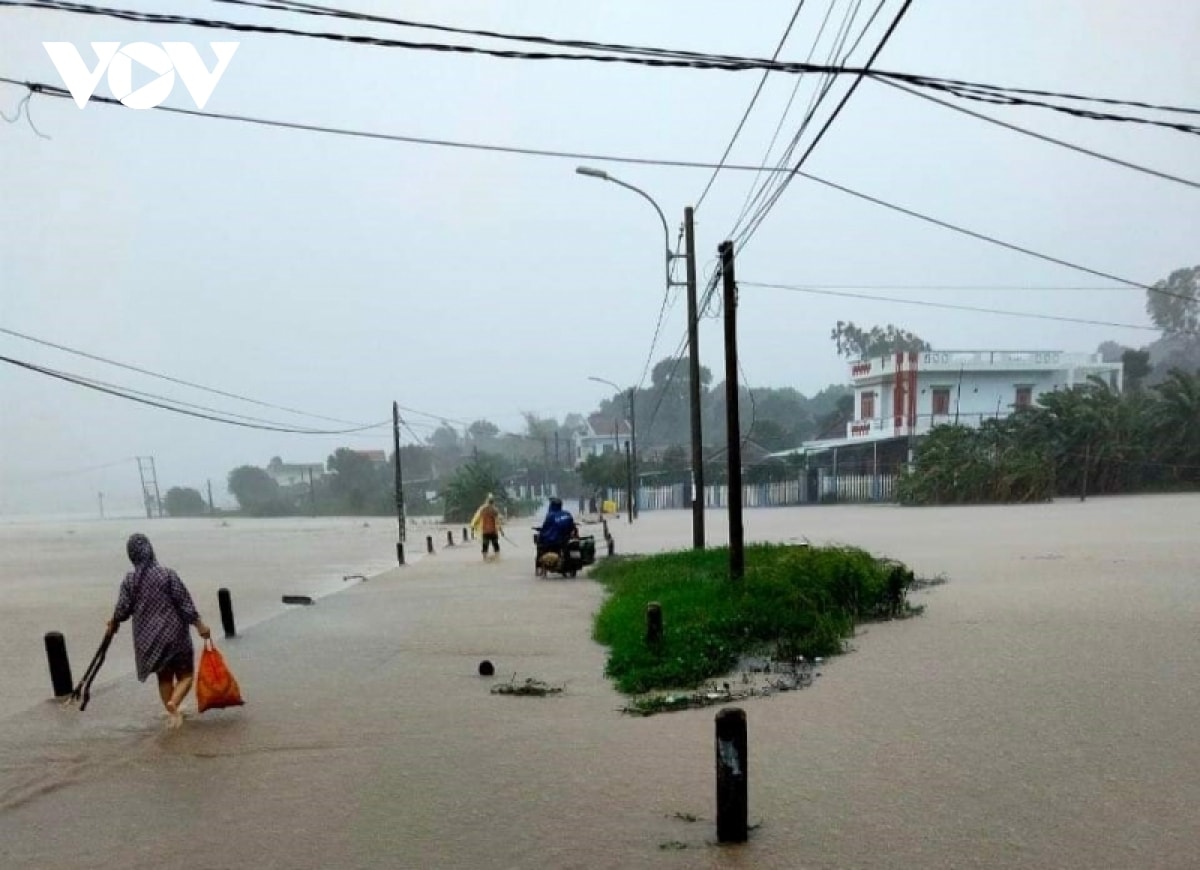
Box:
[472,494,503,561]
[106,533,211,729]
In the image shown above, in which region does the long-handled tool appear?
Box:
[66,629,114,711]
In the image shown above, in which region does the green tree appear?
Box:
[440,454,509,523]
[1151,369,1200,479]
[326,448,387,513]
[1146,265,1199,336]
[578,452,627,491]
[831,321,931,359]
[227,466,282,513]
[164,486,207,517]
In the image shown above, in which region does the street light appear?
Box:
[577,166,704,548]
[588,375,636,524]
[575,166,685,292]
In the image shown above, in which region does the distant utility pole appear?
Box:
[719,241,744,581]
[554,430,560,467]
[135,456,163,518]
[685,206,705,550]
[393,401,406,566]
[206,479,216,515]
[625,439,634,525]
[97,491,104,519]
[307,468,316,517]
[628,385,638,520]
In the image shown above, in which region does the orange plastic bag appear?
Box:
[196,639,245,713]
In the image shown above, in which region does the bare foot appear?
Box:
[165,701,183,730]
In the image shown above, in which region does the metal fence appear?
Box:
[610,473,898,512]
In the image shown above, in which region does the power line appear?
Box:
[0,324,365,425]
[735,0,913,251]
[877,78,1200,191]
[10,0,1200,128]
[694,0,807,212]
[731,0,878,241]
[729,0,842,234]
[781,172,1193,301]
[740,281,1188,333]
[0,75,854,174]
[0,353,391,433]
[4,76,1193,308]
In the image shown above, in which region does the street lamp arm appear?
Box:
[602,177,672,256]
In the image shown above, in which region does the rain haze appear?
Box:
[2,0,1197,516]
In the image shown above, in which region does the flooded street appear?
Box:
[1,495,1198,868]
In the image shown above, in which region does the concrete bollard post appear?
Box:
[715,707,749,843]
[602,519,609,538]
[462,527,469,543]
[218,587,236,638]
[646,602,663,646]
[44,631,73,698]
[397,542,405,566]
[606,536,615,557]
[447,530,454,548]
[426,535,434,554]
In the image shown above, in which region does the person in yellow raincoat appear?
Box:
[470,494,503,561]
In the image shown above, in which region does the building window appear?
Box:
[1015,386,1033,409]
[931,387,951,416]
[860,391,875,419]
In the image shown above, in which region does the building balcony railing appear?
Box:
[845,411,1017,440]
[850,350,1106,381]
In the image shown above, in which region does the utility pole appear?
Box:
[628,386,638,520]
[98,491,104,519]
[719,241,744,581]
[307,468,316,517]
[393,401,406,566]
[542,435,550,497]
[625,439,634,525]
[554,430,560,467]
[206,479,215,514]
[685,206,705,550]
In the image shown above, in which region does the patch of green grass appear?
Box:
[591,543,918,694]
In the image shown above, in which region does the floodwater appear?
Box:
[1,495,1198,869]
[0,515,423,721]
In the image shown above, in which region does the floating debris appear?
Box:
[491,674,564,697]
[621,656,820,716]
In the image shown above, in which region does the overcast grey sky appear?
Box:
[2,0,1197,516]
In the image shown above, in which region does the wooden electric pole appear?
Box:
[685,206,705,549]
[393,401,406,566]
[719,241,744,581]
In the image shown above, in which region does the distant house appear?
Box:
[573,414,632,466]
[352,449,388,465]
[265,457,325,488]
[769,348,1124,467]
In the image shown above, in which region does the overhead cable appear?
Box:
[741,281,1188,333]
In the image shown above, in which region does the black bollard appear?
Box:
[462,527,469,543]
[218,587,236,638]
[397,542,405,566]
[426,535,434,554]
[715,708,749,843]
[44,631,73,698]
[478,660,495,677]
[602,519,609,538]
[607,536,615,557]
[447,530,454,548]
[646,602,663,646]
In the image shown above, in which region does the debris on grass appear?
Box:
[621,655,821,716]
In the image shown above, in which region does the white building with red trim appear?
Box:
[775,349,1123,460]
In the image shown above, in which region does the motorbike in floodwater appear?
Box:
[532,528,596,578]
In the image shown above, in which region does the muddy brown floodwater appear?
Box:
[1,495,1197,869]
